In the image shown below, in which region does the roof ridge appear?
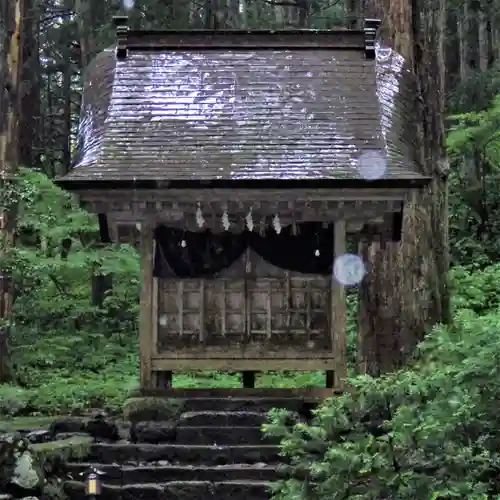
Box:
[112,17,380,59]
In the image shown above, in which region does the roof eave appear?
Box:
[54,177,432,192]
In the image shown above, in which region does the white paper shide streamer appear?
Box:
[221,211,230,231]
[272,214,281,234]
[245,209,254,232]
[196,203,205,229]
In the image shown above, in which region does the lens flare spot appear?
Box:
[122,0,134,10]
[333,253,366,286]
[357,150,387,180]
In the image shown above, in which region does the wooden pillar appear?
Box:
[139,221,154,389]
[331,220,347,389]
[150,274,172,388]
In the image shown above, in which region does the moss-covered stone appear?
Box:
[31,436,93,462]
[49,414,120,441]
[35,437,92,500]
[0,433,44,497]
[35,437,93,500]
[0,431,92,500]
[122,397,185,423]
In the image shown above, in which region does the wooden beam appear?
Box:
[139,221,154,389]
[153,345,336,359]
[107,209,397,231]
[332,220,347,389]
[151,357,335,371]
[82,197,404,224]
[80,187,409,203]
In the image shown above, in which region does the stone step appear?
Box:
[66,463,285,483]
[176,425,279,445]
[87,443,282,465]
[181,397,305,413]
[64,480,271,500]
[179,411,268,427]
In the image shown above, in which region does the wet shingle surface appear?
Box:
[66,32,423,183]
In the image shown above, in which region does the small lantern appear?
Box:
[81,466,104,497]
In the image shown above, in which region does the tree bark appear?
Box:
[357,0,450,375]
[477,6,489,72]
[437,0,446,110]
[458,1,469,83]
[0,0,25,383]
[19,0,41,169]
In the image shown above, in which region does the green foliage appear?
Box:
[449,263,500,314]
[12,168,140,335]
[447,95,500,165]
[0,386,31,416]
[0,168,141,415]
[446,95,500,265]
[265,264,500,499]
[448,66,500,114]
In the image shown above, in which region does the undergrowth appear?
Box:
[262,261,500,499]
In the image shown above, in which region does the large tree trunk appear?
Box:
[458,1,470,83]
[437,0,446,109]
[477,6,489,72]
[61,42,73,175]
[0,0,25,383]
[357,0,450,376]
[19,0,41,169]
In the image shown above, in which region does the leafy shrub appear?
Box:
[0,385,31,416]
[446,94,500,266]
[0,367,138,417]
[450,263,500,315]
[264,310,500,499]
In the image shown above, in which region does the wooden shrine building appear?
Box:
[55,18,430,397]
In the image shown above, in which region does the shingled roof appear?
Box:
[57,21,428,190]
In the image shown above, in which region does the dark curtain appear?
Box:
[153,222,334,278]
[153,225,247,278]
[249,222,333,275]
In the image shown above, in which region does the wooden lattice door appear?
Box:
[154,250,334,371]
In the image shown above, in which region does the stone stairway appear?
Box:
[63,395,308,500]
